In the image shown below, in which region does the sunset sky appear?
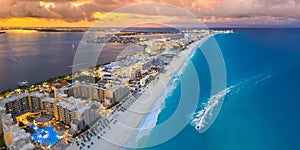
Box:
[1,0,300,27]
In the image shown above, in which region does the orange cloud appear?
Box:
[0,17,94,27]
[191,0,221,10]
[0,0,299,27]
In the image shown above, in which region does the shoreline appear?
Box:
[129,34,216,147]
[69,34,215,150]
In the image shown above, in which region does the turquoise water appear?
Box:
[142,29,300,150]
[30,125,62,146]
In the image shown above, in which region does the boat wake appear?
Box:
[191,72,272,133]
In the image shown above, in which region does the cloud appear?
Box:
[0,0,299,26]
[19,0,86,2]
[199,0,300,19]
[0,0,102,22]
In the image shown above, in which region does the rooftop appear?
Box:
[1,92,28,104]
[57,101,75,111]
[77,105,90,115]
[43,97,55,103]
[30,92,45,98]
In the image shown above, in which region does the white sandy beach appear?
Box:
[67,34,213,150]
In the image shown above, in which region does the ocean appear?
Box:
[138,28,300,150]
[1,29,300,150]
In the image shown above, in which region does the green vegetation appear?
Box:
[0,135,6,150]
[33,74,72,85]
[26,115,34,123]
[49,91,55,98]
[73,75,101,83]
[0,89,12,98]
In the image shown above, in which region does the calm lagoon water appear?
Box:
[0,31,125,92]
[2,29,300,150]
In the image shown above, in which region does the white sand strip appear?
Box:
[67,34,213,150]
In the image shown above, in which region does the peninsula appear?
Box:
[0,29,233,150]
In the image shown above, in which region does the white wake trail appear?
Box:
[192,73,272,133]
[192,85,235,131]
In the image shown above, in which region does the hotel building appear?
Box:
[56,101,76,125]
[3,93,30,122]
[40,97,55,117]
[61,83,106,102]
[1,114,34,150]
[106,85,130,104]
[0,82,130,149]
[71,103,101,132]
[59,82,130,105]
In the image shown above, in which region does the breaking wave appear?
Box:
[132,41,201,143]
[134,76,179,141]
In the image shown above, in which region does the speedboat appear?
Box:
[18,80,30,87]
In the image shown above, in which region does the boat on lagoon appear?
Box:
[18,80,30,87]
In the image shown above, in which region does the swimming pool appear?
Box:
[30,125,62,146]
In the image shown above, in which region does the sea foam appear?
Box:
[135,66,183,141]
[133,41,200,143]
